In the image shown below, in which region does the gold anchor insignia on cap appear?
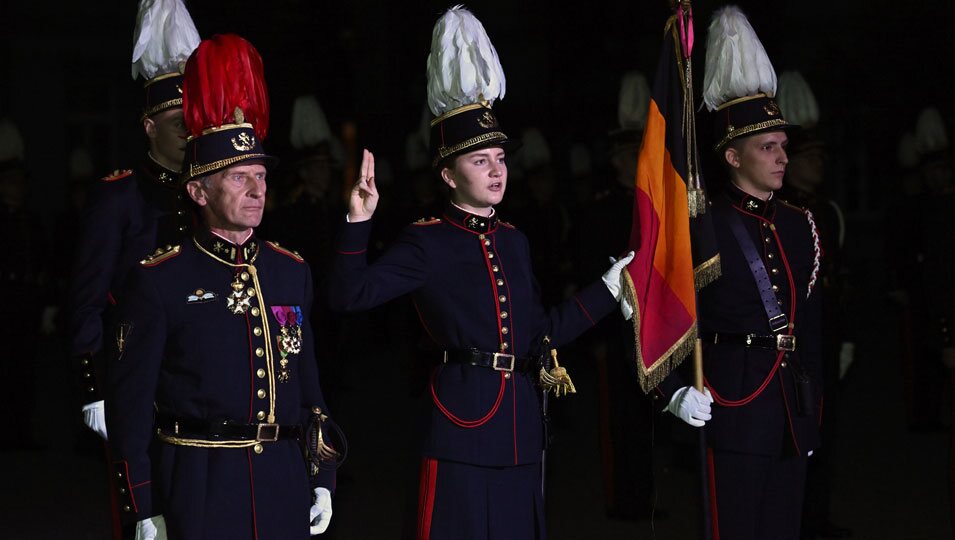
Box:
[478,111,498,129]
[231,132,256,152]
[764,100,780,116]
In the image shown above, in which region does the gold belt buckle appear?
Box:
[776,334,796,352]
[492,352,515,372]
[256,423,280,442]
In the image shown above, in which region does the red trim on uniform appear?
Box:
[117,460,138,514]
[479,239,504,344]
[107,292,117,306]
[778,374,802,456]
[247,449,260,540]
[265,241,304,262]
[101,169,133,182]
[709,206,800,408]
[246,310,255,422]
[417,457,439,540]
[707,448,720,540]
[335,248,367,255]
[412,299,438,344]
[573,295,596,326]
[817,396,824,427]
[492,235,514,352]
[430,367,506,428]
[441,213,499,236]
[130,480,151,489]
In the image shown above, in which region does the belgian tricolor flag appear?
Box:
[624,5,719,393]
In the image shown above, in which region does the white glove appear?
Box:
[603,251,635,320]
[309,487,333,535]
[666,386,713,427]
[82,400,108,440]
[134,515,167,540]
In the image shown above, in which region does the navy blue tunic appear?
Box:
[330,203,617,467]
[659,184,823,456]
[69,157,192,402]
[106,232,334,540]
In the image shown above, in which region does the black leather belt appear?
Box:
[156,414,302,442]
[443,349,537,373]
[704,332,796,352]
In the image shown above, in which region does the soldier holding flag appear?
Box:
[652,7,824,539]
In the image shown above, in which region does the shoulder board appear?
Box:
[265,241,305,263]
[498,220,516,229]
[140,244,181,267]
[412,217,442,226]
[101,169,134,183]
[777,199,807,213]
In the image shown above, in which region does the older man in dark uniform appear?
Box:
[70,0,198,438]
[657,8,823,540]
[106,34,337,540]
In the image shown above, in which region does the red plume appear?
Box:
[182,34,270,141]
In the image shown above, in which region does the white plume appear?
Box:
[132,0,200,80]
[777,71,819,127]
[0,119,25,163]
[520,127,551,171]
[426,5,506,116]
[618,71,650,130]
[915,106,949,155]
[897,132,920,169]
[702,6,777,111]
[290,95,333,150]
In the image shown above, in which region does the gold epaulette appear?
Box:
[141,244,182,266]
[412,217,442,226]
[265,241,304,263]
[101,169,134,183]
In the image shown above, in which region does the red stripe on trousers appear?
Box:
[708,448,720,540]
[417,458,438,540]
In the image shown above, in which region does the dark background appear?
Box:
[1,0,952,221]
[1,1,953,538]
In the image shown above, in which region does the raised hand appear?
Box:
[347,149,379,223]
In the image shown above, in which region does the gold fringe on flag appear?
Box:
[624,268,697,394]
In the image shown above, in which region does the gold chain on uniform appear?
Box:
[193,238,278,424]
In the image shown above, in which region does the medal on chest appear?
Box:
[226,271,255,315]
[272,306,304,383]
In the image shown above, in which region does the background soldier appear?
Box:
[657,8,823,539]
[106,33,338,540]
[776,70,853,539]
[69,0,198,439]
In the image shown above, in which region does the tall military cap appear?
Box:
[131,0,200,120]
[702,6,795,151]
[289,94,342,167]
[426,6,520,169]
[608,71,650,154]
[777,70,824,155]
[181,34,274,182]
